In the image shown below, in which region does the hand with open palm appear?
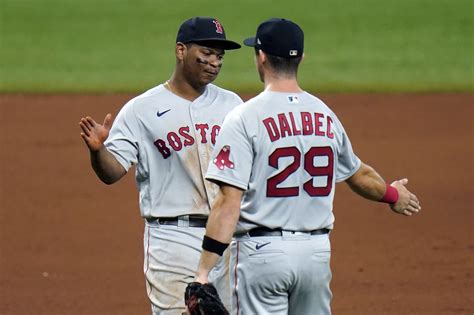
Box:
[79,114,113,151]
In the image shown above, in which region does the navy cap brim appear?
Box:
[192,38,241,50]
[243,37,257,47]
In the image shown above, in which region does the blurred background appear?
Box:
[1,0,472,93]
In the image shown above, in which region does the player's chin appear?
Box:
[200,73,218,84]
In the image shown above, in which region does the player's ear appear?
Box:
[176,42,187,61]
[257,49,266,64]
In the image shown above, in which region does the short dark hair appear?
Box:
[255,48,302,77]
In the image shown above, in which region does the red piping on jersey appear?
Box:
[234,241,240,315]
[145,226,151,274]
[145,226,151,297]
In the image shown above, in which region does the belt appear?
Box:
[247,227,330,237]
[145,215,208,228]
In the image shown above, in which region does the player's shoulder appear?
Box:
[302,92,340,116]
[302,92,330,108]
[207,84,243,103]
[222,92,267,125]
[238,90,289,113]
[303,92,349,132]
[117,84,169,116]
[223,91,269,121]
[125,84,167,107]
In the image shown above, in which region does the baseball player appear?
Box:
[79,17,242,314]
[194,18,421,314]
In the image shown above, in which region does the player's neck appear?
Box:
[264,77,303,93]
[166,73,206,101]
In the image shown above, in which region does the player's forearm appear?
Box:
[196,185,242,281]
[345,162,386,201]
[195,250,221,283]
[89,146,126,185]
[195,209,238,282]
[206,185,242,243]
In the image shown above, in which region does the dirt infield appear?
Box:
[1,93,472,315]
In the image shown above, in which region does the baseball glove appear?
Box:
[184,282,229,315]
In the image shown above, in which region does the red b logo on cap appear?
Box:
[213,20,223,34]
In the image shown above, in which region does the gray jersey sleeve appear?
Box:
[105,100,140,171]
[333,116,361,182]
[206,107,253,190]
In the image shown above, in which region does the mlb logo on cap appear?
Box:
[243,18,304,58]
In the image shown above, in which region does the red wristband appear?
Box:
[379,184,399,204]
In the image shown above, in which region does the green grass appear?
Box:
[0,0,472,93]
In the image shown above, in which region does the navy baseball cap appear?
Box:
[243,18,304,58]
[176,17,241,50]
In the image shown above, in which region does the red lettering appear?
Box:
[327,116,334,139]
[278,113,292,138]
[289,112,301,136]
[314,113,325,136]
[211,125,221,145]
[301,112,313,135]
[154,139,171,159]
[263,117,280,142]
[167,132,182,151]
[195,124,209,143]
[179,126,195,147]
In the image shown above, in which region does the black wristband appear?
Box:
[202,235,229,256]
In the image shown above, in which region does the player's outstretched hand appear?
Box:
[79,114,113,151]
[389,178,421,216]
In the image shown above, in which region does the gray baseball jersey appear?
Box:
[206,91,361,233]
[105,83,243,218]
